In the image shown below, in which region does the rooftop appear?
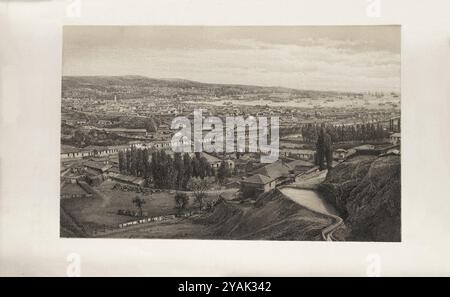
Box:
[110,173,145,185]
[242,174,273,185]
[252,161,291,180]
[353,144,375,151]
[83,161,113,172]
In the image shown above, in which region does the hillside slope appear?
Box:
[318,155,401,241]
[60,206,88,238]
[195,190,334,241]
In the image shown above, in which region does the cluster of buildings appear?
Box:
[60,155,146,199]
[239,134,401,198]
[60,140,237,199]
[61,86,401,201]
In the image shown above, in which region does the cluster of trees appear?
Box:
[217,161,232,185]
[174,192,189,211]
[315,127,333,171]
[302,123,389,144]
[187,178,209,210]
[118,148,231,190]
[118,147,151,178]
[132,196,146,218]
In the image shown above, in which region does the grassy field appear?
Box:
[61,179,333,241]
[61,180,224,234]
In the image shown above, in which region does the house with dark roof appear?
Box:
[240,161,293,198]
[240,174,277,198]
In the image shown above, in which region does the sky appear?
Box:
[63,26,401,93]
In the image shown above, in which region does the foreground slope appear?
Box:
[195,190,334,240]
[318,155,401,241]
[102,190,334,241]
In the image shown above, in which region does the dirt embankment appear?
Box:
[318,155,401,242]
[194,190,334,241]
[60,206,88,238]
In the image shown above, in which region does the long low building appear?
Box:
[61,141,171,159]
[83,161,113,173]
[280,148,316,162]
[108,173,146,187]
[61,144,128,159]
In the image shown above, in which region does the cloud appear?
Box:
[63,28,400,93]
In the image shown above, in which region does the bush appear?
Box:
[174,192,189,210]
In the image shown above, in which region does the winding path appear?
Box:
[278,169,344,241]
[278,186,343,241]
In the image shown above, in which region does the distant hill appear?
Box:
[62,75,354,100]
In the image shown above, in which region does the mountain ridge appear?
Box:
[62,75,362,99]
